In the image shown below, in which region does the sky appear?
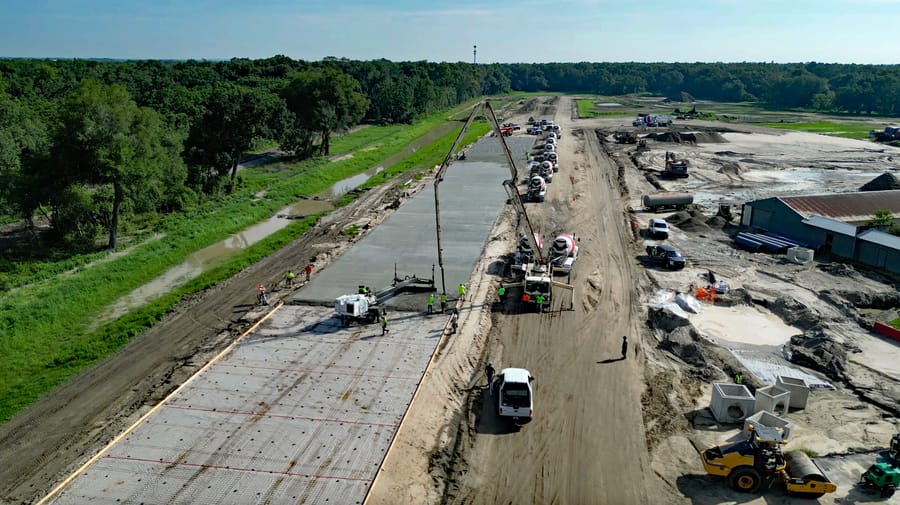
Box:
[1,0,898,64]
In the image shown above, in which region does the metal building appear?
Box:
[740,189,900,272]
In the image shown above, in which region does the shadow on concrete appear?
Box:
[597,356,626,364]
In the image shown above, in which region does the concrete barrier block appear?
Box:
[754,385,791,416]
[710,383,755,423]
[776,376,810,409]
[743,410,793,441]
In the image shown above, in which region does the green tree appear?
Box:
[0,90,49,217]
[281,68,368,156]
[55,80,185,250]
[185,83,288,186]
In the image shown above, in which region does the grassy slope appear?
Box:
[0,105,488,422]
[758,122,875,139]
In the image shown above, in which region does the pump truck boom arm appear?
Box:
[433,104,482,295]
[483,102,545,265]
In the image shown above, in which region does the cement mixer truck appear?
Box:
[527,175,547,202]
[548,233,579,273]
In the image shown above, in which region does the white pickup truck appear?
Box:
[497,367,534,425]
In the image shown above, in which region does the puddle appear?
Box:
[325,166,384,199]
[691,304,801,347]
[321,121,459,200]
[98,199,333,324]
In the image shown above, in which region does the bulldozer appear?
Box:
[701,425,837,498]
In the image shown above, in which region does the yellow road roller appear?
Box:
[701,425,837,498]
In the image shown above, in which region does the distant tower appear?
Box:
[473,45,477,64]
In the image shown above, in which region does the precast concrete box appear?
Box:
[743,410,794,440]
[754,385,791,416]
[710,383,755,423]
[776,376,810,409]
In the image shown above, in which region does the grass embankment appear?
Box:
[0,106,489,423]
[576,98,631,119]
[758,121,875,139]
[890,317,900,331]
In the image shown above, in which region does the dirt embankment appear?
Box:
[0,162,445,505]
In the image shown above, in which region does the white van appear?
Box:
[497,367,534,425]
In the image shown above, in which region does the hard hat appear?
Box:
[488,361,493,367]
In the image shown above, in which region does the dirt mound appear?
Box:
[787,329,848,380]
[859,171,900,191]
[667,209,712,233]
[767,295,822,330]
[644,131,728,144]
[716,161,744,177]
[705,216,728,229]
[691,131,728,143]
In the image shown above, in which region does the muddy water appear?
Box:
[98,199,333,324]
[101,122,461,323]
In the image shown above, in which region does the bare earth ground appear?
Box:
[2,96,899,505]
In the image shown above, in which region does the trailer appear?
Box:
[642,192,693,211]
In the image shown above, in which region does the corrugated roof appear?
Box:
[780,190,900,222]
[857,228,900,250]
[802,216,857,236]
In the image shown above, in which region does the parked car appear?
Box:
[497,367,534,425]
[645,244,686,269]
[529,126,543,135]
[649,218,669,239]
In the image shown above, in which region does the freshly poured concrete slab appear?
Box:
[47,306,447,505]
[292,136,535,307]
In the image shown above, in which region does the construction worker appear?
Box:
[497,285,506,303]
[485,361,495,393]
[284,270,295,288]
[535,293,545,312]
[440,292,447,313]
[304,263,313,282]
[427,293,434,315]
[381,314,389,335]
[621,336,628,359]
[734,371,743,385]
[257,284,268,306]
[450,309,459,334]
[458,283,466,302]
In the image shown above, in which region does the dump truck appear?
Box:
[701,425,837,498]
[642,192,693,211]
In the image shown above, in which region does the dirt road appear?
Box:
[0,178,417,504]
[423,97,670,503]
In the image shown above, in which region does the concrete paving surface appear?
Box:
[47,306,447,505]
[292,136,534,308]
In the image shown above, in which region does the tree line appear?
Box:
[2,56,899,251]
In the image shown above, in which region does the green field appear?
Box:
[890,317,900,331]
[0,103,487,423]
[759,121,876,139]
[576,98,631,119]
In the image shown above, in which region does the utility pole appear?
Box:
[473,44,477,64]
